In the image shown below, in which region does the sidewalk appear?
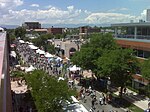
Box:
[114,88,149,110]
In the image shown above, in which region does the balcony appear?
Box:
[115,34,150,40]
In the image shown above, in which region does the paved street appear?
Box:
[75,82,126,112]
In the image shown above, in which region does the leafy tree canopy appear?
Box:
[97,49,139,96]
[25,70,76,112]
[141,59,150,80]
[71,33,118,76]
[15,27,26,39]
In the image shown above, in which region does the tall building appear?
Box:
[146,9,150,22]
[111,22,149,91]
[0,28,12,112]
[22,22,41,29]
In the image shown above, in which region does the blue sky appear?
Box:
[0,0,150,25]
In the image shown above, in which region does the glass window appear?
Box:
[144,51,150,58]
[137,50,144,57]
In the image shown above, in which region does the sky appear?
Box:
[0,0,150,26]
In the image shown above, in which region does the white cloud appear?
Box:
[30,4,39,7]
[0,6,83,25]
[85,12,137,24]
[67,5,74,12]
[0,0,23,9]
[108,8,129,12]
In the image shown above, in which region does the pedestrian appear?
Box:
[102,93,106,105]
[99,96,103,105]
[124,87,127,94]
[91,98,95,109]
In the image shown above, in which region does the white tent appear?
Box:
[58,77,65,81]
[28,42,33,45]
[44,53,53,58]
[69,65,81,72]
[28,45,38,50]
[25,65,36,72]
[10,51,16,58]
[36,49,41,53]
[25,41,29,44]
[38,50,45,55]
[19,40,25,44]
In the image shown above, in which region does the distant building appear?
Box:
[47,27,63,35]
[146,9,150,22]
[34,29,48,35]
[22,22,41,29]
[79,26,101,38]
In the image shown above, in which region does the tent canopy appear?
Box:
[19,40,25,44]
[28,45,38,50]
[45,52,53,58]
[25,65,36,72]
[39,50,45,55]
[69,65,81,72]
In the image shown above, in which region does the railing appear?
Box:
[114,34,150,40]
[0,32,12,112]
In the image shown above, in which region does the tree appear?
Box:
[71,33,118,77]
[32,33,55,53]
[97,49,138,97]
[15,27,26,39]
[25,70,76,112]
[141,59,150,80]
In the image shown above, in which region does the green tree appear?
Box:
[32,33,55,53]
[25,70,76,112]
[15,27,26,39]
[97,49,138,97]
[141,59,150,80]
[71,33,118,77]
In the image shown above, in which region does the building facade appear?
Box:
[47,27,63,35]
[79,26,101,38]
[22,22,41,29]
[111,22,150,91]
[0,30,12,112]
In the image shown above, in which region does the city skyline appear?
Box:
[1,0,150,25]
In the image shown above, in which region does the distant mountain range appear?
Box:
[0,24,19,29]
[42,23,111,28]
[0,23,111,29]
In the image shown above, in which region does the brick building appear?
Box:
[47,27,63,35]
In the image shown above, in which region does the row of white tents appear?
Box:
[19,39,54,58]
